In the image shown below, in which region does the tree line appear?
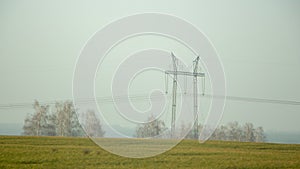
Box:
[136,117,266,142]
[23,101,265,142]
[22,100,105,137]
[209,121,265,142]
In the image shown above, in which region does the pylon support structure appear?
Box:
[165,53,205,138]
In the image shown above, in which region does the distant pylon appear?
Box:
[165,53,205,138]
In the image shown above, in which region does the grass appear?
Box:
[0,136,299,169]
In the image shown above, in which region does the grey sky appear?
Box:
[0,0,299,133]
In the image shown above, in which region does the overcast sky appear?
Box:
[0,0,299,134]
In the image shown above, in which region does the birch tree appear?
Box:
[54,101,84,137]
[22,100,50,136]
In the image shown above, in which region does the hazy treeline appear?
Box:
[136,117,266,142]
[23,101,265,142]
[209,121,265,142]
[22,100,105,137]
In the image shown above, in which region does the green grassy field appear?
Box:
[0,136,299,169]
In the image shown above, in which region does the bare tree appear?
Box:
[54,101,84,137]
[44,113,57,136]
[243,123,255,142]
[23,100,51,136]
[54,101,69,136]
[136,115,167,138]
[254,126,266,142]
[227,121,243,141]
[83,110,105,137]
[23,114,36,136]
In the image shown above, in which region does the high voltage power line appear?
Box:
[0,93,299,110]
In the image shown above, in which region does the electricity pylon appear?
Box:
[165,53,205,138]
